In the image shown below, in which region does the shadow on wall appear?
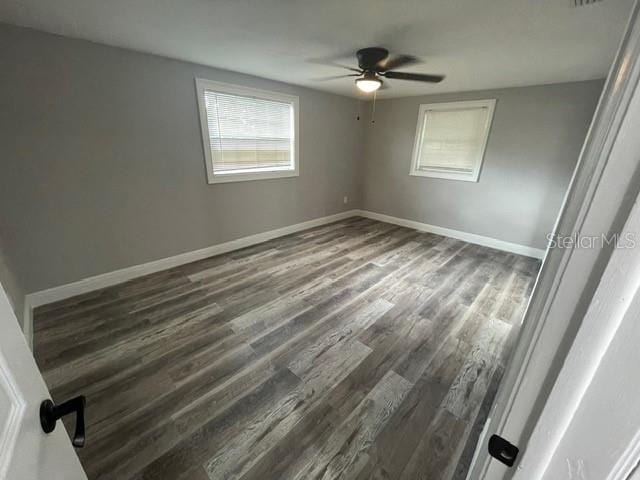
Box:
[0,235,25,323]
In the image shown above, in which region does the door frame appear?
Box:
[469,1,640,478]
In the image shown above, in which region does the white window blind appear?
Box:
[410,99,495,182]
[204,91,293,174]
[196,79,299,184]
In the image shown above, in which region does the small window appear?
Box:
[410,99,496,182]
[195,79,299,184]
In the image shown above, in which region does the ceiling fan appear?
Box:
[317,47,445,93]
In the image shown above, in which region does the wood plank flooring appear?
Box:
[34,218,540,480]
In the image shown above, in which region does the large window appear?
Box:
[410,99,496,182]
[195,79,299,184]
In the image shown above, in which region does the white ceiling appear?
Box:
[0,0,634,98]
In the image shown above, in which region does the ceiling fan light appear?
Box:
[355,77,382,93]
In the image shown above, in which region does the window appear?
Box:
[195,79,299,184]
[410,99,496,182]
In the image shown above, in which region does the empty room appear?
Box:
[2,1,640,479]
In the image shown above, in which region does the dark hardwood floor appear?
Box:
[34,217,540,480]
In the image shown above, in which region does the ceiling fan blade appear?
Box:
[312,73,360,81]
[327,64,361,73]
[383,71,445,83]
[376,54,419,72]
[306,58,362,73]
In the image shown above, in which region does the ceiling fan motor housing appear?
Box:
[357,47,389,71]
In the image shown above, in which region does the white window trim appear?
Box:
[409,99,496,182]
[195,78,300,184]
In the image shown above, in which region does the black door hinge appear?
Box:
[488,434,519,467]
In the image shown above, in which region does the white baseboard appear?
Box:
[356,210,547,260]
[23,209,359,346]
[24,207,545,347]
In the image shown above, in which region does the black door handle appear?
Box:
[40,395,86,448]
[488,434,519,467]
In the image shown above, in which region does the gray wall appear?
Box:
[0,24,364,293]
[0,235,25,321]
[0,22,605,300]
[362,81,603,249]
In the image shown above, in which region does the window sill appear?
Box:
[206,169,299,184]
[409,170,480,182]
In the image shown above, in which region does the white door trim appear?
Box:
[471,2,640,478]
[0,348,26,478]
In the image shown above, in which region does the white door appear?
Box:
[0,280,86,480]
[529,196,640,479]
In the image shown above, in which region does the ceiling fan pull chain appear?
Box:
[371,90,377,124]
